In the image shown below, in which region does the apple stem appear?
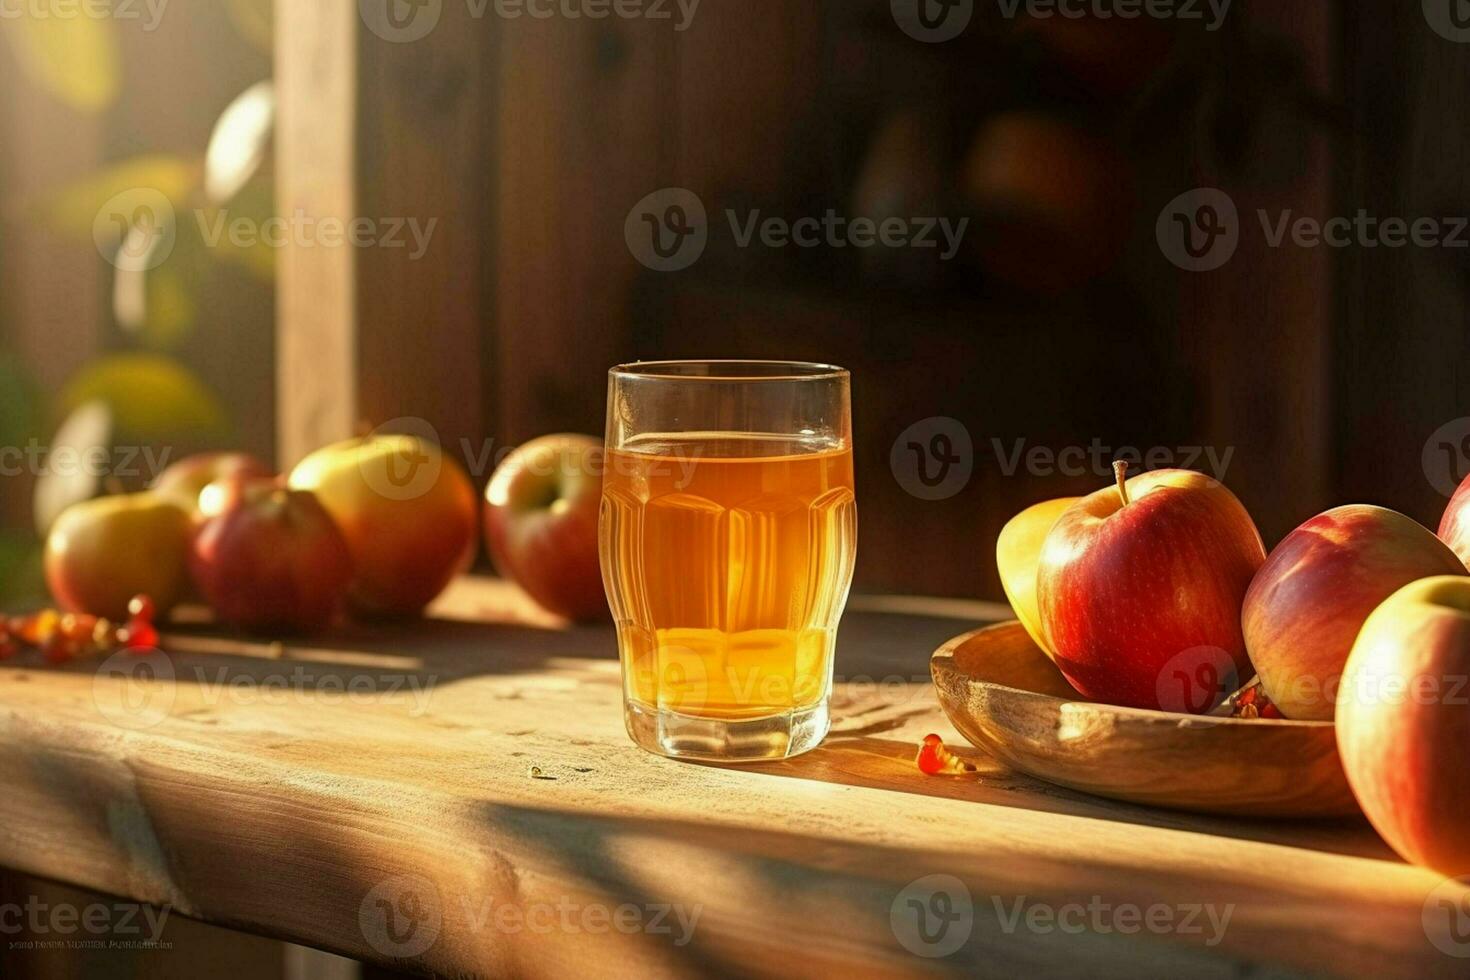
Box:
[1113,460,1130,507]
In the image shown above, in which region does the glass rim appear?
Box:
[609,359,848,382]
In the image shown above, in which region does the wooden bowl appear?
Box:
[931,621,1360,818]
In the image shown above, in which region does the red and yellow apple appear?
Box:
[151,451,274,519]
[484,434,607,621]
[1437,471,1470,567]
[1037,463,1266,712]
[1242,505,1465,720]
[189,479,353,633]
[287,434,477,617]
[996,496,1079,659]
[1337,576,1470,875]
[44,492,192,621]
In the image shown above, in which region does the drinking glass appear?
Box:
[600,361,857,761]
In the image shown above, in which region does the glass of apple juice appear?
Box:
[599,361,858,762]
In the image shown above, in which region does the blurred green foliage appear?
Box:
[1,6,272,607]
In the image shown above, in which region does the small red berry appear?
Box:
[125,622,159,651]
[916,733,973,776]
[127,595,156,623]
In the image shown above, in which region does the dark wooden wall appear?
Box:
[277,0,1363,603]
[1336,0,1470,532]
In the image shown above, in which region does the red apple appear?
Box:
[1243,505,1465,720]
[484,434,607,621]
[189,479,353,633]
[287,434,477,617]
[1337,576,1470,875]
[1437,472,1470,567]
[45,492,192,621]
[151,452,274,519]
[1037,463,1266,712]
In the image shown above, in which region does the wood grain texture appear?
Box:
[274,0,360,467]
[276,0,489,469]
[0,578,1460,978]
[932,622,1359,818]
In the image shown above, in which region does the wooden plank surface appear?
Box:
[0,578,1461,978]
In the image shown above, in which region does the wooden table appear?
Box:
[0,578,1462,978]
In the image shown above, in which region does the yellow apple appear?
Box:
[996,497,1078,659]
[288,434,477,617]
[45,492,192,620]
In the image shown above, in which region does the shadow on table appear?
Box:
[732,732,1398,863]
[455,799,1444,980]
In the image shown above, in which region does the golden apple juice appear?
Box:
[600,435,857,745]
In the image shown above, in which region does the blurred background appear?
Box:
[2,1,1469,976]
[1,0,1466,604]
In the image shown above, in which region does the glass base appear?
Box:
[624,699,830,762]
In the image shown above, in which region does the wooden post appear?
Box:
[275,0,487,470]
